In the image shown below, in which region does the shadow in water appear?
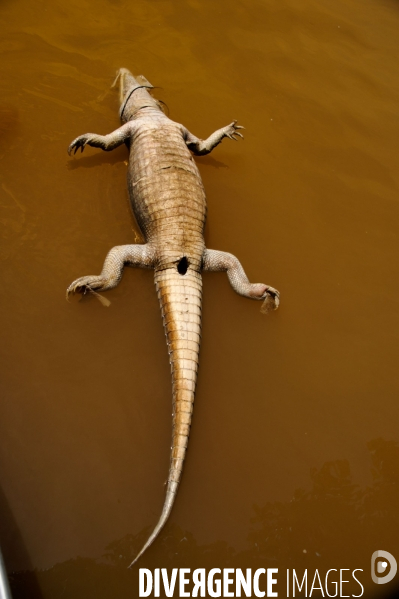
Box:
[0,485,43,598]
[194,155,229,169]
[8,438,399,598]
[66,148,229,171]
[66,145,128,170]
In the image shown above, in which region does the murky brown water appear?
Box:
[1,0,399,596]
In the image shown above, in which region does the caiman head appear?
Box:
[113,68,164,123]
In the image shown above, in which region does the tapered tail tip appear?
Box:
[128,555,140,569]
[127,532,159,569]
[127,499,174,568]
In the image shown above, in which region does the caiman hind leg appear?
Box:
[67,244,155,298]
[202,248,280,313]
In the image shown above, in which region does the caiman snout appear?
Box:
[112,67,160,122]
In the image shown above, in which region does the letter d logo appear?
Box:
[371,550,397,584]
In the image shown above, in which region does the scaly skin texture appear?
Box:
[67,69,280,566]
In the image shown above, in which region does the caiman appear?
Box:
[66,68,280,566]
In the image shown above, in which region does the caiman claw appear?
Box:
[68,135,90,155]
[66,276,111,307]
[260,286,280,314]
[67,275,99,296]
[223,120,244,141]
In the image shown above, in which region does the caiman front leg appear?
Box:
[183,120,244,156]
[203,248,280,314]
[67,244,155,298]
[68,122,134,155]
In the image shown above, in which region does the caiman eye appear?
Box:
[177,257,188,275]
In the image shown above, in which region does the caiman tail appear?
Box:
[128,264,202,567]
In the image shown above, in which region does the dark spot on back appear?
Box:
[177,257,188,275]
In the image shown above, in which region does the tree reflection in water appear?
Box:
[8,438,399,599]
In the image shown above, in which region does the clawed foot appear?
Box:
[66,276,111,307]
[68,135,91,155]
[223,120,244,141]
[260,286,280,314]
